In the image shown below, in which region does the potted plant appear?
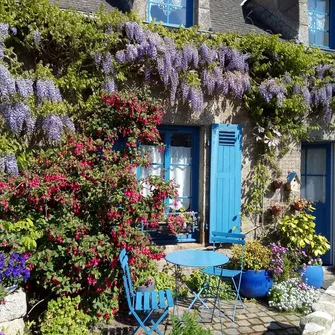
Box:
[230,240,273,298]
[271,180,283,190]
[270,204,282,216]
[292,199,308,211]
[277,205,330,289]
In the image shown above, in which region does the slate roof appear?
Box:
[50,0,119,13]
[209,0,267,34]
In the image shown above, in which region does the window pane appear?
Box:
[315,31,329,47]
[141,145,164,164]
[316,14,329,30]
[309,12,315,28]
[308,0,317,11]
[301,176,306,198]
[301,149,306,175]
[306,148,326,174]
[169,7,187,26]
[149,4,168,23]
[170,165,191,197]
[309,30,316,44]
[171,132,192,147]
[171,147,192,164]
[316,0,329,13]
[305,176,326,202]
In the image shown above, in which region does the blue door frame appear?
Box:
[301,143,331,265]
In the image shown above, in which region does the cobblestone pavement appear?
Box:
[105,300,302,335]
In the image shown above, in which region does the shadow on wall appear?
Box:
[106,0,134,12]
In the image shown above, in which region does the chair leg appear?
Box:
[131,308,170,335]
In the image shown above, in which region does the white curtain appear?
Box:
[170,146,191,210]
[141,145,163,197]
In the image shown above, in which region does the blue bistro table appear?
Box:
[165,250,229,316]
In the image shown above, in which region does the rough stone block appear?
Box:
[302,322,326,335]
[313,302,335,319]
[0,318,25,335]
[0,289,27,323]
[301,311,333,330]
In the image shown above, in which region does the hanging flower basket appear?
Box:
[292,199,308,211]
[270,205,282,216]
[271,180,283,190]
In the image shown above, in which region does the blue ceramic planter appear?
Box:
[240,270,273,298]
[302,265,324,289]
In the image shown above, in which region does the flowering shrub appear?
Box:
[268,278,320,313]
[0,252,30,302]
[231,241,271,271]
[268,243,306,281]
[0,92,177,320]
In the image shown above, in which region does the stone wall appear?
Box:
[0,289,27,335]
[163,98,301,243]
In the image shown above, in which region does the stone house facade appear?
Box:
[55,0,334,266]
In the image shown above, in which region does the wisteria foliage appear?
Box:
[110,22,251,112]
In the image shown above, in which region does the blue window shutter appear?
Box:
[209,124,242,242]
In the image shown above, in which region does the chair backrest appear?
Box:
[119,249,135,309]
[211,231,246,270]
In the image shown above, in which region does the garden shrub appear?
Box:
[170,312,212,335]
[268,278,320,313]
[0,92,177,320]
[40,296,90,335]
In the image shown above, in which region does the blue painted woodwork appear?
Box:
[287,172,299,184]
[147,0,193,28]
[301,143,331,265]
[240,270,273,298]
[302,265,324,289]
[165,249,229,267]
[209,124,242,242]
[119,249,174,335]
[308,0,332,48]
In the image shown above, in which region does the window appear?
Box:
[139,126,199,211]
[308,0,330,48]
[301,147,326,203]
[147,0,193,27]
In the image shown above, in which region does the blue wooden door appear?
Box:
[301,144,331,265]
[209,124,242,242]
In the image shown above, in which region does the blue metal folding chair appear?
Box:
[119,249,174,335]
[200,232,246,323]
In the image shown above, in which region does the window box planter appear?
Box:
[142,212,199,244]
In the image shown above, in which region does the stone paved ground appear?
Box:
[104,300,303,335]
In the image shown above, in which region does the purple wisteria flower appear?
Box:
[41,114,64,142]
[16,78,34,99]
[259,79,287,107]
[102,52,114,75]
[33,30,41,46]
[316,64,331,79]
[0,102,31,134]
[94,52,102,69]
[0,23,9,38]
[115,50,126,63]
[0,64,16,97]
[102,77,117,93]
[181,45,199,71]
[36,79,62,102]
[125,44,138,62]
[198,43,217,65]
[59,115,75,132]
[225,49,249,72]
[144,63,151,82]
[4,153,19,175]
